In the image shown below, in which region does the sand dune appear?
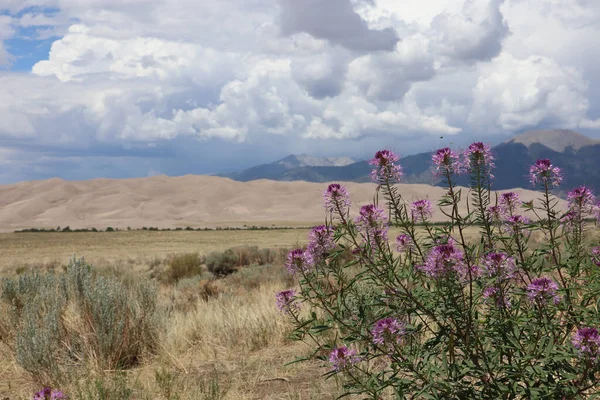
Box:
[0,175,568,232]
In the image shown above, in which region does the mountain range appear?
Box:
[224,129,600,194]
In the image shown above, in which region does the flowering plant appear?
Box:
[33,387,66,400]
[277,143,600,398]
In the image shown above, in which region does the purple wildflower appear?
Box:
[488,205,503,223]
[34,388,66,400]
[371,318,405,347]
[527,277,561,305]
[355,204,388,244]
[395,234,413,253]
[369,150,403,183]
[529,159,563,188]
[305,225,336,267]
[285,248,309,274]
[567,186,596,214]
[323,183,351,215]
[329,346,361,371]
[275,289,300,315]
[499,192,521,217]
[482,252,515,281]
[595,201,600,224]
[504,215,531,235]
[591,247,600,267]
[560,210,578,232]
[432,147,464,177]
[572,327,600,359]
[410,199,433,222]
[416,239,477,280]
[483,287,511,308]
[464,142,495,176]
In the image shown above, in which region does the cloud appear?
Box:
[0,15,15,66]
[347,33,435,101]
[468,53,590,132]
[290,50,349,99]
[0,0,599,182]
[431,0,508,63]
[278,0,399,52]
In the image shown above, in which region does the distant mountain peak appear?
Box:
[506,129,599,153]
[278,154,356,168]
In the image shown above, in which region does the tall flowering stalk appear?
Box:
[370,150,403,184]
[465,142,495,248]
[305,225,336,267]
[499,192,520,218]
[410,199,433,223]
[323,183,351,221]
[355,204,388,251]
[278,143,600,399]
[564,186,596,259]
[275,289,300,315]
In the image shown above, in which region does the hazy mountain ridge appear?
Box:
[225,130,600,193]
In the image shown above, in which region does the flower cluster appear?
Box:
[417,239,476,280]
[329,346,361,371]
[572,327,600,360]
[395,234,413,253]
[369,150,403,183]
[483,287,511,308]
[305,225,335,267]
[323,183,351,216]
[505,215,531,236]
[410,199,433,222]
[33,388,66,400]
[464,142,495,176]
[355,204,388,244]
[432,148,464,177]
[591,247,600,267]
[499,192,521,217]
[371,318,405,347]
[567,186,596,213]
[527,277,561,305]
[529,159,563,188]
[276,289,300,315]
[487,205,503,223]
[482,252,515,281]
[285,248,310,274]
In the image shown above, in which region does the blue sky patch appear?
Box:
[1,7,63,71]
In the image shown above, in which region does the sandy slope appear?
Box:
[0,175,568,232]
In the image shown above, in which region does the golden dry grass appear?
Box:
[1,226,596,399]
[0,230,311,276]
[0,225,496,275]
[0,229,348,399]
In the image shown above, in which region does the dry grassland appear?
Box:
[0,230,311,276]
[0,229,343,399]
[0,226,590,399]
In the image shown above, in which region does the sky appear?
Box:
[0,0,599,183]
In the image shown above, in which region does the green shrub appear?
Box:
[166,253,204,283]
[206,249,237,277]
[74,372,135,400]
[0,256,162,384]
[282,147,600,399]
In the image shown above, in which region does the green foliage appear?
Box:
[154,367,230,400]
[283,150,600,399]
[0,256,162,384]
[206,249,237,277]
[74,372,135,400]
[166,253,205,283]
